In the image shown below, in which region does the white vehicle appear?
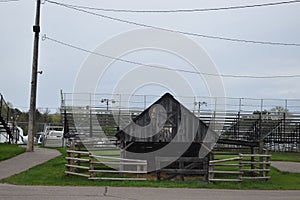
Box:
[43,125,63,147]
[46,130,63,139]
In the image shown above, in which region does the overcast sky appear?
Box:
[1,0,300,112]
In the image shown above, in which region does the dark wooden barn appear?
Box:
[115,93,217,181]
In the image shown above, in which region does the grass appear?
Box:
[0,143,26,161]
[271,152,300,162]
[1,148,300,189]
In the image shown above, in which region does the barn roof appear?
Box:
[115,93,211,142]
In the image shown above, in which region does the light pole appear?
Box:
[101,99,116,111]
[194,101,207,116]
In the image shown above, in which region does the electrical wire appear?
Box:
[0,0,20,2]
[45,0,300,47]
[43,35,300,79]
[45,0,300,13]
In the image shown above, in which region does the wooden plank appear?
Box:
[90,154,120,157]
[65,171,90,177]
[209,170,243,174]
[241,169,270,172]
[209,179,242,182]
[211,164,241,167]
[209,157,241,164]
[240,154,271,157]
[67,150,90,155]
[65,164,90,170]
[241,162,271,165]
[87,147,119,151]
[65,157,90,162]
[89,177,146,181]
[89,170,147,174]
[91,161,147,165]
[242,176,270,180]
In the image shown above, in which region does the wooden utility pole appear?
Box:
[27,0,41,152]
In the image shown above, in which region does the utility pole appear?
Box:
[27,0,41,152]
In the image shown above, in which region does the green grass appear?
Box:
[271,152,300,162]
[1,148,300,189]
[0,143,26,161]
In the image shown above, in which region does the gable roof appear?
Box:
[115,93,210,143]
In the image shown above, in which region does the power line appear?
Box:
[45,0,300,13]
[0,0,20,2]
[43,35,300,79]
[45,0,300,47]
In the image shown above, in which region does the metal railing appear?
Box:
[0,93,13,143]
[60,92,300,152]
[0,93,11,124]
[61,92,300,113]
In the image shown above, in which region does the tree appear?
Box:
[253,110,270,115]
[15,109,61,135]
[50,113,61,124]
[6,102,13,109]
[270,106,288,115]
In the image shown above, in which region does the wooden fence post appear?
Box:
[265,153,271,181]
[203,157,209,182]
[238,153,243,181]
[66,150,71,176]
[208,152,214,182]
[179,160,184,181]
[89,154,94,179]
[208,162,214,182]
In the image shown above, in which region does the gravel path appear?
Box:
[271,161,300,173]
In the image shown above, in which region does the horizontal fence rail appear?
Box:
[208,153,271,182]
[65,147,147,181]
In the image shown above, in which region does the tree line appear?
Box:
[11,107,61,136]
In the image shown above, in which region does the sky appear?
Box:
[0,0,300,113]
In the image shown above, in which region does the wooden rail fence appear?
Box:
[65,150,147,181]
[209,153,271,182]
[239,153,271,180]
